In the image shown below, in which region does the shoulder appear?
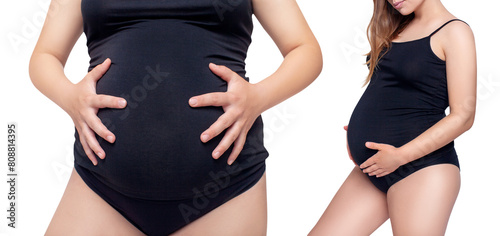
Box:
[443,20,474,39]
[432,20,475,60]
[439,20,475,50]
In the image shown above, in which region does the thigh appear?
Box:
[171,172,268,236]
[387,164,460,236]
[45,169,145,236]
[308,167,389,236]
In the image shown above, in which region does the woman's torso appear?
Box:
[74,0,268,200]
[347,32,454,165]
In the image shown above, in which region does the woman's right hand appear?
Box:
[64,58,127,165]
[344,125,357,166]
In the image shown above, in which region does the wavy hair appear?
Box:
[365,0,414,85]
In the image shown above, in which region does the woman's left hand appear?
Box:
[189,63,262,165]
[360,142,406,177]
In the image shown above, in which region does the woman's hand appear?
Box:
[344,126,357,166]
[360,142,405,178]
[189,63,262,165]
[64,59,127,165]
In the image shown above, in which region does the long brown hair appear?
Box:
[365,0,414,85]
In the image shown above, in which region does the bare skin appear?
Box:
[309,168,389,236]
[309,165,460,236]
[190,0,323,164]
[309,0,475,235]
[30,0,321,234]
[387,165,460,236]
[45,169,146,236]
[171,172,267,236]
[46,169,267,236]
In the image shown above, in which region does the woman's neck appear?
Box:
[413,0,450,22]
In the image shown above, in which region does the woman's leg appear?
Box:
[45,169,146,236]
[387,164,460,236]
[308,167,389,236]
[47,169,267,236]
[171,172,268,236]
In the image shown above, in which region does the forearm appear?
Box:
[29,52,75,112]
[253,42,322,113]
[399,111,475,164]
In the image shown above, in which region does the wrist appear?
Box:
[57,82,78,115]
[397,146,418,166]
[251,82,271,114]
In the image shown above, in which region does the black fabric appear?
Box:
[73,0,268,233]
[347,19,465,193]
[75,162,265,235]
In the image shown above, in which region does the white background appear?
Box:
[1,0,499,235]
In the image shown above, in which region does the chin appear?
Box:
[397,8,414,16]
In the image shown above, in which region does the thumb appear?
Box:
[88,58,112,83]
[365,141,384,150]
[209,63,236,83]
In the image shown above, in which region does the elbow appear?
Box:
[315,45,323,77]
[28,49,46,89]
[459,111,475,132]
[29,50,54,91]
[311,38,323,76]
[287,39,323,80]
[450,103,476,132]
[464,105,476,131]
[28,52,39,89]
[464,115,475,131]
[307,40,323,81]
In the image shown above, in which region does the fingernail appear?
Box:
[97,152,104,159]
[93,160,98,166]
[201,134,209,142]
[228,159,234,165]
[189,98,197,106]
[118,99,127,108]
[213,151,220,159]
[107,135,114,143]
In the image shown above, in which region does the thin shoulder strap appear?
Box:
[429,19,468,37]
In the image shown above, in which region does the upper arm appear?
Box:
[32,0,83,65]
[442,22,477,119]
[252,0,320,57]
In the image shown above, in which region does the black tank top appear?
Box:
[74,0,268,200]
[347,19,465,165]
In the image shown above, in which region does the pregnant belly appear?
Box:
[75,58,244,199]
[74,21,265,200]
[347,107,440,165]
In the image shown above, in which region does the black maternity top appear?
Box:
[73,0,268,234]
[347,20,464,193]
